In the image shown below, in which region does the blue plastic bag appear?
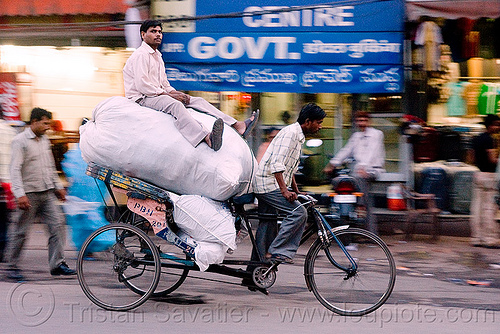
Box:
[62,145,114,252]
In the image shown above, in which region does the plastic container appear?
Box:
[387,183,406,211]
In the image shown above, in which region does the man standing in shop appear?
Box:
[123,20,258,151]
[7,108,76,280]
[470,114,500,248]
[323,111,385,233]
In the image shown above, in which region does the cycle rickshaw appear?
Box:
[76,163,396,316]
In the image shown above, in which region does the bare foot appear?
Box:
[205,134,212,147]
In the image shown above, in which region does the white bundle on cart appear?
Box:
[170,193,236,271]
[79,96,256,201]
[80,96,254,270]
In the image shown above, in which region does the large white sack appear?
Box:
[176,232,227,272]
[79,96,256,201]
[170,193,236,271]
[171,193,236,250]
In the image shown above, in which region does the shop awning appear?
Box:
[407,0,500,21]
[0,0,129,16]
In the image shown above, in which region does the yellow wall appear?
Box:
[260,92,295,125]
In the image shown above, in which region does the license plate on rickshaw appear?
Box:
[334,194,357,203]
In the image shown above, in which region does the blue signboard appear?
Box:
[165,64,403,93]
[195,0,405,32]
[162,32,403,65]
[160,0,405,93]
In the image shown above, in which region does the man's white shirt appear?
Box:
[123,41,175,102]
[329,127,385,177]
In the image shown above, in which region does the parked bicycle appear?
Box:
[77,163,396,316]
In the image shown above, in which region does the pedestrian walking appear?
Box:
[7,107,76,280]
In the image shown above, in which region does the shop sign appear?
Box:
[0,72,20,121]
[166,64,402,93]
[163,32,402,64]
[194,0,404,32]
[158,0,404,93]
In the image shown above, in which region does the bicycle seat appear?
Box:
[232,193,255,205]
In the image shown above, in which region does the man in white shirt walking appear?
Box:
[324,111,385,233]
[123,20,258,151]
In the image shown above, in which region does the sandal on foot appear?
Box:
[242,109,260,139]
[268,254,294,265]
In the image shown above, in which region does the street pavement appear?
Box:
[1,222,499,334]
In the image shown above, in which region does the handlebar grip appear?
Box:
[297,194,317,204]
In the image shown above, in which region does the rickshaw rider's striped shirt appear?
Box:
[253,122,305,194]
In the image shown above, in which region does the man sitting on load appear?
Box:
[123,20,258,151]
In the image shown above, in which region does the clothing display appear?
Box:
[415,21,443,71]
[446,82,468,116]
[477,83,500,115]
[463,81,483,115]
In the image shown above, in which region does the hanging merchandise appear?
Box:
[473,18,496,59]
[446,81,468,116]
[447,62,460,82]
[427,79,442,104]
[463,81,483,115]
[467,57,483,78]
[415,20,443,71]
[477,83,500,115]
[411,127,439,163]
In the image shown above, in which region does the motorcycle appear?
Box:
[324,162,366,227]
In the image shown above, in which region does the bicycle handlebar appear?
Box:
[297,194,318,207]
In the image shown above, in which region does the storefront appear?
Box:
[5,1,497,186]
[154,0,406,182]
[400,1,500,214]
[405,1,500,126]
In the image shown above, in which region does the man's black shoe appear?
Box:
[50,262,77,276]
[7,269,25,281]
[209,118,224,151]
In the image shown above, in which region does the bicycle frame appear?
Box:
[300,200,358,275]
[88,163,363,284]
[80,163,396,314]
